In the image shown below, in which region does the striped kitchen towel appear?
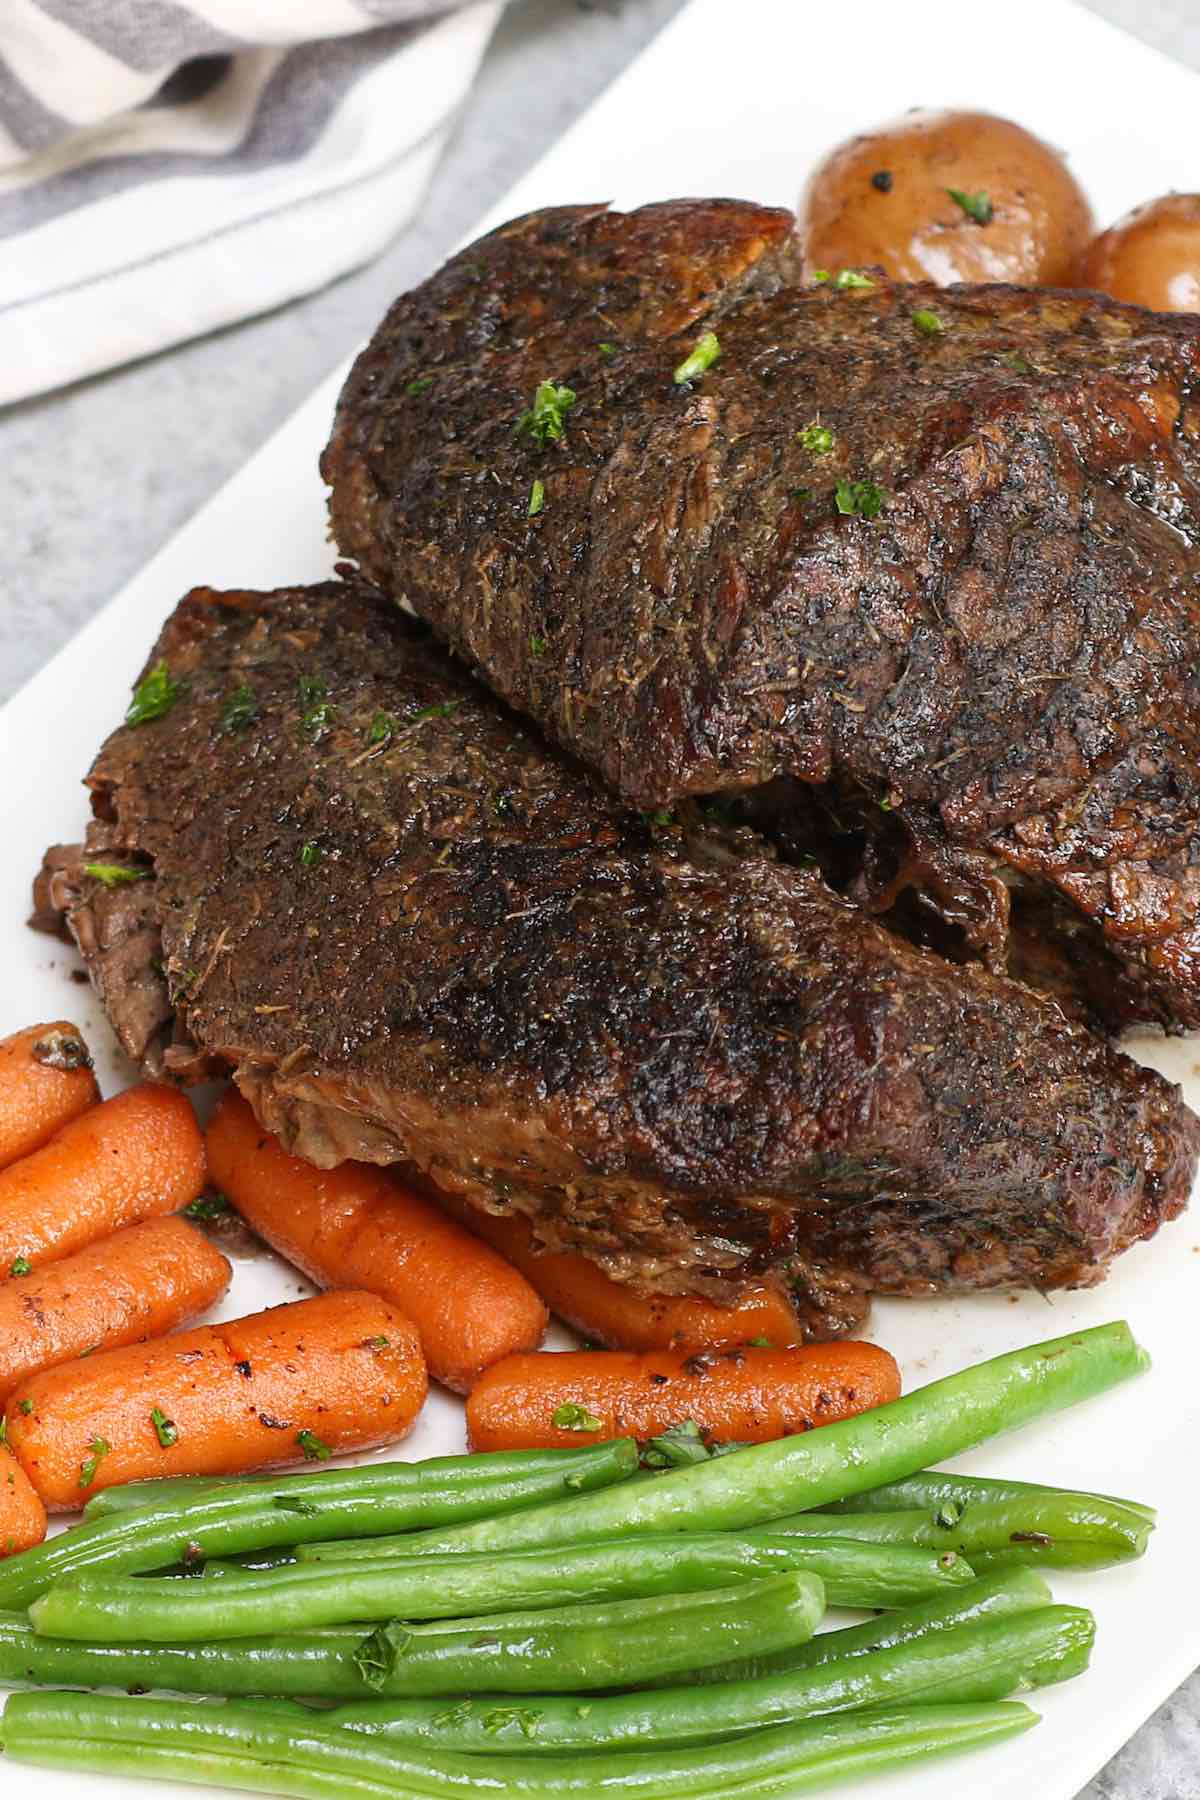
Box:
[0,1,502,406]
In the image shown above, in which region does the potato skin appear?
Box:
[1078,194,1200,313]
[799,109,1093,286]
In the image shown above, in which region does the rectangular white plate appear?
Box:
[3,1,1200,1795]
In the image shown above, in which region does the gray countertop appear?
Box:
[3,3,1200,1792]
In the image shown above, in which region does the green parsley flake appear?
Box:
[409,700,463,729]
[947,188,994,226]
[550,1402,603,1433]
[406,375,433,397]
[297,1429,331,1462]
[274,1495,320,1516]
[221,684,258,733]
[126,662,179,727]
[835,479,886,520]
[299,842,322,868]
[483,1708,544,1740]
[185,1193,229,1222]
[17,1399,33,1416]
[747,1336,771,1347]
[366,710,399,747]
[646,808,676,828]
[811,269,832,284]
[597,342,618,358]
[672,331,721,385]
[9,1257,31,1278]
[1003,350,1033,374]
[78,1437,111,1490]
[298,676,335,739]
[799,422,834,455]
[353,1621,411,1690]
[833,269,874,290]
[82,862,149,889]
[529,635,547,657]
[528,478,546,517]
[151,1407,179,1449]
[912,309,945,337]
[934,1499,966,1529]
[640,1420,712,1469]
[515,380,577,447]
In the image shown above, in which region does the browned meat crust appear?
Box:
[322,199,1200,1032]
[35,580,1197,1332]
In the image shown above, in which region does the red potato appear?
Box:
[435,1188,803,1353]
[0,1444,46,1556]
[206,1092,547,1391]
[0,1216,231,1402]
[5,1289,426,1509]
[1078,193,1200,312]
[0,1083,205,1276]
[0,1021,99,1172]
[466,1343,902,1453]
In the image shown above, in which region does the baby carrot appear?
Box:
[0,1022,99,1172]
[5,1290,427,1510]
[0,1217,231,1402]
[0,1084,205,1276]
[434,1189,803,1352]
[0,1445,45,1557]
[466,1343,902,1453]
[207,1093,547,1392]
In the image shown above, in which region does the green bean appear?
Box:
[7,1576,823,1699]
[34,1535,836,1642]
[84,1477,243,1519]
[0,1441,638,1612]
[386,1323,1149,1559]
[0,1691,1039,1797]
[763,1495,1150,1567]
[824,1469,1156,1524]
[645,1567,1054,1687]
[967,1541,1148,1575]
[320,1605,1092,1753]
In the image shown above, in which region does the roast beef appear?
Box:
[322,199,1200,1033]
[35,580,1197,1333]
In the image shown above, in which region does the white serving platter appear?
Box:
[3,1,1200,1795]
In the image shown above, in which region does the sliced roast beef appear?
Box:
[36,579,1197,1333]
[322,199,1200,1032]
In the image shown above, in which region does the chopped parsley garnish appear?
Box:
[9,1256,31,1278]
[17,1399,33,1415]
[811,269,831,284]
[934,1499,965,1529]
[82,862,149,889]
[366,710,399,747]
[406,375,433,397]
[747,1335,771,1347]
[409,699,463,729]
[151,1407,178,1449]
[672,331,721,385]
[0,1419,6,1444]
[597,341,618,358]
[912,309,945,337]
[515,379,577,447]
[126,662,179,727]
[184,1193,229,1222]
[528,478,546,517]
[833,269,874,290]
[550,1402,604,1433]
[1002,350,1033,374]
[221,684,258,733]
[296,1429,331,1462]
[799,422,834,455]
[365,1335,391,1350]
[353,1621,412,1689]
[274,1495,320,1516]
[78,1437,111,1489]
[529,635,547,657]
[298,676,335,738]
[947,188,993,226]
[299,842,322,868]
[646,808,676,828]
[483,1707,544,1739]
[640,1420,712,1469]
[834,479,885,520]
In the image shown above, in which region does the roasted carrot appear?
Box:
[465,1343,902,1454]
[206,1092,547,1392]
[0,1217,231,1403]
[0,1083,204,1277]
[0,1444,45,1556]
[0,1021,99,1173]
[435,1189,803,1353]
[6,1290,426,1509]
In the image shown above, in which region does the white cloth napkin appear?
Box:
[0,1,502,405]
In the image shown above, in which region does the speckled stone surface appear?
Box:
[3,3,1200,1792]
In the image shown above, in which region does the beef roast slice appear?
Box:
[322,199,1200,1031]
[39,580,1196,1329]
